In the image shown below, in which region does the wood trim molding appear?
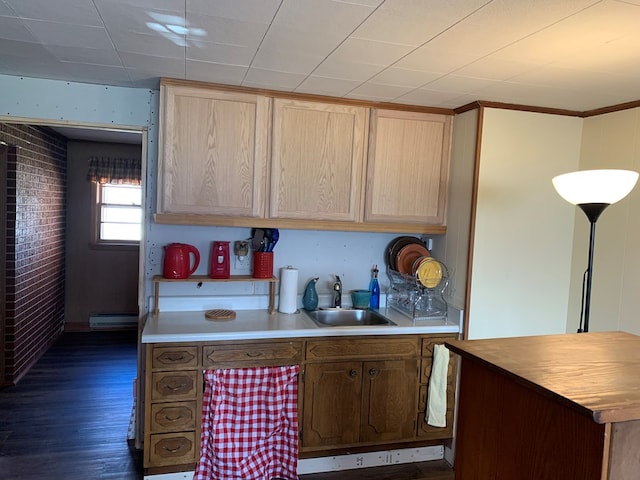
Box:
[160,77,455,116]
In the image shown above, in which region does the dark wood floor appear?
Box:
[0,330,142,479]
[0,331,454,480]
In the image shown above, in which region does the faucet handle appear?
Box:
[334,275,342,290]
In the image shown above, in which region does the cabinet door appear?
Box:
[365,109,452,225]
[361,359,418,443]
[302,361,362,448]
[159,83,270,216]
[271,99,368,221]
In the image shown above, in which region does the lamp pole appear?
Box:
[577,203,609,333]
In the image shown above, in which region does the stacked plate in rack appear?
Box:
[386,236,430,274]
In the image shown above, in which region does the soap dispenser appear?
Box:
[302,277,319,311]
[369,264,380,309]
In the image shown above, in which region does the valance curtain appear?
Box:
[86,156,141,185]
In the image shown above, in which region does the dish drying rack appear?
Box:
[386,265,449,321]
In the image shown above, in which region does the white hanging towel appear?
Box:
[426,344,450,427]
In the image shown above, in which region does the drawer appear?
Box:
[148,431,197,467]
[306,337,418,361]
[152,345,198,369]
[203,341,303,368]
[420,356,456,384]
[421,335,458,357]
[418,383,455,412]
[151,371,198,401]
[150,401,197,433]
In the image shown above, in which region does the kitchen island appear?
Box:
[141,308,460,475]
[446,331,640,480]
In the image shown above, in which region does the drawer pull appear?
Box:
[162,444,184,453]
[165,383,187,391]
[245,352,264,358]
[349,369,358,377]
[163,414,184,422]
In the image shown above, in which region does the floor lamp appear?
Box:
[552,169,638,333]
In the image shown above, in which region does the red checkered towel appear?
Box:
[193,366,300,480]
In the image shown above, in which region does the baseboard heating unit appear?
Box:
[89,313,137,329]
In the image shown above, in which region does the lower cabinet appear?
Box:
[143,334,458,473]
[302,358,418,449]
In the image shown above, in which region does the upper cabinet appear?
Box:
[270,99,368,222]
[155,79,453,234]
[365,109,452,226]
[158,81,270,217]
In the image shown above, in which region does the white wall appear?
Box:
[467,108,583,339]
[577,108,640,334]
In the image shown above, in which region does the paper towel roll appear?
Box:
[279,266,298,314]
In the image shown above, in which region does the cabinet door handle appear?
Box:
[349,369,358,377]
[369,368,378,377]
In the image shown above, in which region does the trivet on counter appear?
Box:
[204,309,236,320]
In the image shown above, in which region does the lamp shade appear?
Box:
[552,169,639,205]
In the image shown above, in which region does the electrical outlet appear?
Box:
[234,251,252,274]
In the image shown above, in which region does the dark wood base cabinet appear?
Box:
[447,332,640,480]
[143,334,458,473]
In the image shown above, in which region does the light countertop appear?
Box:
[142,307,460,343]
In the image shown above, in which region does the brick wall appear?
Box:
[1,123,67,385]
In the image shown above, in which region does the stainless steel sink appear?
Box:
[304,308,396,327]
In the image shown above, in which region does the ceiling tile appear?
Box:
[328,37,413,65]
[394,45,477,73]
[62,61,132,85]
[187,41,255,66]
[295,75,361,97]
[5,0,102,26]
[242,67,306,90]
[352,0,491,46]
[370,67,441,88]
[313,58,384,82]
[45,45,122,66]
[346,81,413,100]
[424,74,500,94]
[21,20,113,49]
[274,0,375,37]
[454,56,541,81]
[252,25,342,74]
[395,86,470,106]
[94,0,184,9]
[110,29,185,58]
[186,0,281,24]
[0,16,39,42]
[185,15,267,47]
[120,51,184,75]
[96,1,185,35]
[186,59,247,85]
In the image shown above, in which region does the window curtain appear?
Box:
[86,156,141,185]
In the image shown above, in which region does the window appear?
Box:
[93,183,142,245]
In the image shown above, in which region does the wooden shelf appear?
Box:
[152,275,277,316]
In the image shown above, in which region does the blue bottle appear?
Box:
[369,265,380,309]
[302,277,319,311]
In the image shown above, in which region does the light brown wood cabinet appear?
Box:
[270,98,368,222]
[143,334,458,473]
[157,80,270,217]
[365,109,452,226]
[155,79,453,234]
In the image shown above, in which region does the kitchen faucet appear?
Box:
[333,275,342,308]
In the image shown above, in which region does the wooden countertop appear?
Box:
[446,331,640,424]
